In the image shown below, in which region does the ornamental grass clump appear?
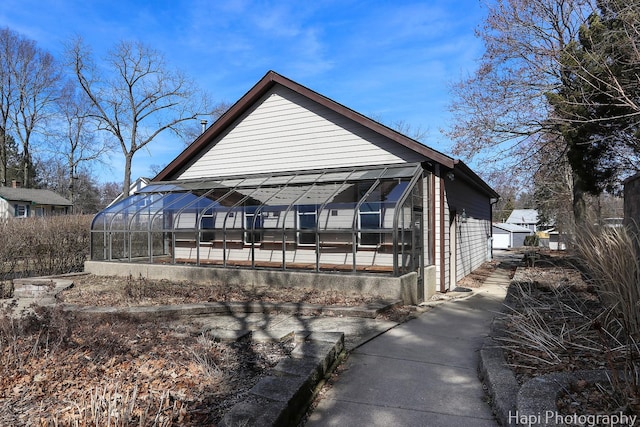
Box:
[575,224,640,411]
[575,225,640,340]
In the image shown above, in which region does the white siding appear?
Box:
[178,86,424,179]
[0,199,11,219]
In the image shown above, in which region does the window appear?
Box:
[200,208,215,241]
[297,205,317,245]
[359,202,382,246]
[14,204,28,218]
[244,207,263,244]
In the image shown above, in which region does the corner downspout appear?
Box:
[490,197,500,259]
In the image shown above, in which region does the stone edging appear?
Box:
[62,300,398,320]
[221,331,345,427]
[516,370,609,427]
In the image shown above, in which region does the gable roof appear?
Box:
[107,177,151,208]
[493,222,533,233]
[0,187,72,206]
[154,70,497,198]
[506,209,538,224]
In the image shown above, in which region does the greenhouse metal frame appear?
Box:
[91,163,428,277]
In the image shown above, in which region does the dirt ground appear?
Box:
[60,274,394,308]
[9,257,613,425]
[0,274,410,426]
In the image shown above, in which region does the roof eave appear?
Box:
[153,71,455,181]
[452,160,500,199]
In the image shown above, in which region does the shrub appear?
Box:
[0,215,92,282]
[523,234,539,247]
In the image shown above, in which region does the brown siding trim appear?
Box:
[430,172,436,266]
[439,172,446,293]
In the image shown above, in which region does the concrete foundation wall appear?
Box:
[84,261,420,304]
[423,265,437,300]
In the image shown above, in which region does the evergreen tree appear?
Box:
[548,1,640,198]
[0,129,22,185]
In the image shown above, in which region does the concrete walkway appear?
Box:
[306,263,513,426]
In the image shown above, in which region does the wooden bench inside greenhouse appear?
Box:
[171,258,394,273]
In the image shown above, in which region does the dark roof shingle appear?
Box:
[0,187,72,206]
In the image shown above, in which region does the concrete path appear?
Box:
[306,264,513,427]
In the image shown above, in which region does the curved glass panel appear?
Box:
[90,163,424,275]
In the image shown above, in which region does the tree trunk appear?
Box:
[22,146,30,188]
[0,129,6,186]
[572,171,587,231]
[123,153,133,198]
[0,141,5,186]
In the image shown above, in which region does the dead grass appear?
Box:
[0,305,292,426]
[1,273,414,425]
[59,274,390,308]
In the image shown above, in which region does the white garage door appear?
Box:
[493,234,510,249]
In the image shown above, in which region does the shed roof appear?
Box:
[0,187,72,206]
[154,70,498,199]
[493,223,533,233]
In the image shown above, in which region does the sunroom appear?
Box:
[91,163,427,277]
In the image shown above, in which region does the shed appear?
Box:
[492,223,533,249]
[86,71,499,303]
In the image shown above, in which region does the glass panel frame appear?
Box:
[90,163,425,276]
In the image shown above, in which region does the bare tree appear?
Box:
[55,80,111,208]
[0,27,60,187]
[67,38,212,197]
[446,0,596,225]
[9,31,60,187]
[448,0,595,164]
[0,28,17,186]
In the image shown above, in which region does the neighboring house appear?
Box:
[492,223,533,249]
[505,209,539,232]
[87,71,499,303]
[0,183,73,219]
[106,177,151,208]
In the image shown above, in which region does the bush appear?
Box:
[0,215,92,281]
[523,234,539,247]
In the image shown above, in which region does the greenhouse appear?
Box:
[91,163,428,277]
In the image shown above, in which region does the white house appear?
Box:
[0,183,72,219]
[505,209,539,232]
[87,71,499,303]
[106,177,151,208]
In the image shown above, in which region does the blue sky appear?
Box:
[0,0,488,183]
